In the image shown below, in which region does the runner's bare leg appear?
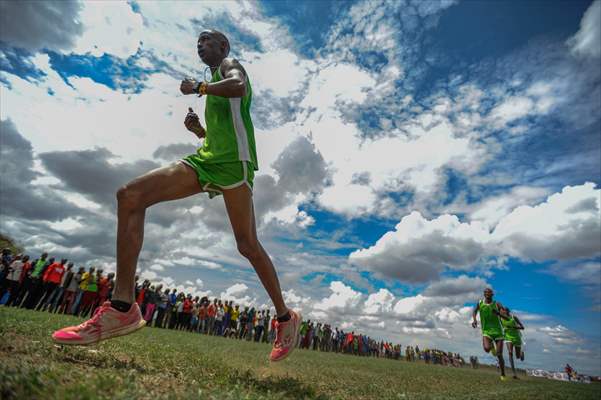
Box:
[222,184,288,316]
[507,342,517,377]
[496,339,506,376]
[112,162,202,303]
[482,336,493,353]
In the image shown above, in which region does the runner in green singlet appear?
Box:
[500,306,525,379]
[472,288,508,380]
[53,30,302,362]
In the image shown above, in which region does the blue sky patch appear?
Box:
[0,44,46,83]
[46,50,155,93]
[259,0,355,57]
[426,0,593,69]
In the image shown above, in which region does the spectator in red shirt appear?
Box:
[198,300,208,333]
[182,295,193,330]
[48,262,74,313]
[37,259,67,311]
[136,279,150,316]
[269,315,277,343]
[18,256,32,285]
[345,332,354,353]
[136,280,145,304]
[207,298,217,335]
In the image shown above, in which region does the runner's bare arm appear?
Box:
[179,58,246,98]
[206,58,246,98]
[494,302,510,320]
[179,58,246,97]
[497,312,510,320]
[472,302,479,328]
[514,316,525,329]
[184,107,206,138]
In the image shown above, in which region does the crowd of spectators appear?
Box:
[0,248,468,366]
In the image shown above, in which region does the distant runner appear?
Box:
[472,288,507,380]
[500,306,525,379]
[52,29,301,362]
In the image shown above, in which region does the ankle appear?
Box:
[277,310,291,323]
[111,293,134,304]
[111,300,132,313]
[276,308,289,318]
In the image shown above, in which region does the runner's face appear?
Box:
[484,289,493,300]
[197,32,222,64]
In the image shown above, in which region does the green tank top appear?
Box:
[31,259,47,278]
[86,277,98,292]
[501,316,521,341]
[197,64,258,170]
[479,300,503,333]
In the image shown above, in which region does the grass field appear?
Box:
[1,308,599,400]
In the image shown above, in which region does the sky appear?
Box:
[0,0,600,375]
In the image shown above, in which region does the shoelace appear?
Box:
[77,302,111,329]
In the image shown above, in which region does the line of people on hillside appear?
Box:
[297,319,403,359]
[405,345,466,367]
[1,249,469,365]
[0,251,114,317]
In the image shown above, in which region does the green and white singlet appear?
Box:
[501,316,522,345]
[198,66,258,169]
[182,62,257,198]
[479,299,504,341]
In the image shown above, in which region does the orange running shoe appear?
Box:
[269,309,302,362]
[52,301,145,345]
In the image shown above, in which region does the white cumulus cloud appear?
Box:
[568,0,601,58]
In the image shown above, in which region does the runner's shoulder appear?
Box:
[220,58,247,77]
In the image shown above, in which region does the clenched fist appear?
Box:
[184,107,205,139]
[180,78,198,95]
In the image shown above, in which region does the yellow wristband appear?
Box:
[199,81,208,95]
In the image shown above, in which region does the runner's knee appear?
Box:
[236,238,260,260]
[116,185,144,210]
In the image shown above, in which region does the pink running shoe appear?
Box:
[269,309,302,362]
[52,301,146,345]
